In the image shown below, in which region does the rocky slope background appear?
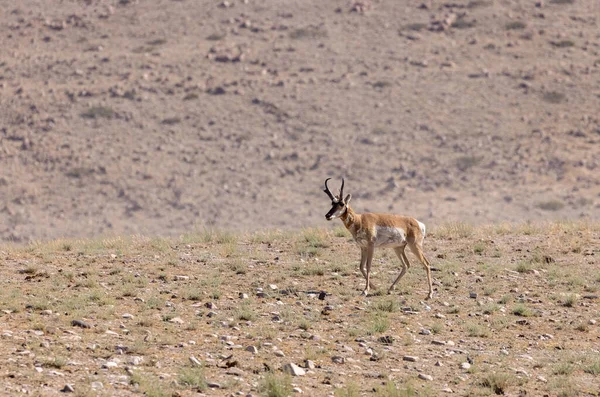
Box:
[1,0,599,242]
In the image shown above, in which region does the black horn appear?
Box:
[339,178,345,199]
[323,178,335,200]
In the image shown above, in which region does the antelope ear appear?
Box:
[344,194,352,204]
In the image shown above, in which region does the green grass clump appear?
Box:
[479,372,512,395]
[512,304,533,317]
[260,372,292,397]
[80,106,114,119]
[178,367,207,390]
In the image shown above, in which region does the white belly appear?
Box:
[374,226,407,248]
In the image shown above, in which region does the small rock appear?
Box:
[206,311,218,318]
[226,367,244,376]
[434,313,446,319]
[293,387,303,393]
[589,319,597,325]
[169,317,184,324]
[460,362,471,370]
[274,350,285,357]
[71,320,91,329]
[332,356,345,364]
[207,382,222,389]
[205,302,217,309]
[239,293,249,299]
[318,291,327,300]
[419,329,431,335]
[304,360,316,369]
[129,356,143,366]
[435,361,443,366]
[189,356,202,367]
[469,292,478,299]
[516,368,529,377]
[442,387,454,393]
[537,375,548,383]
[246,346,258,354]
[91,382,103,390]
[122,313,134,319]
[102,361,118,369]
[61,384,74,393]
[432,340,446,345]
[403,356,419,362]
[174,275,189,281]
[418,373,433,381]
[282,363,306,376]
[268,284,278,290]
[41,310,53,316]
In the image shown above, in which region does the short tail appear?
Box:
[417,221,426,238]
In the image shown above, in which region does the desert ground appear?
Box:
[0,0,598,242]
[0,222,599,396]
[1,1,599,396]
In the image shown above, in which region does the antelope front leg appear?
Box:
[362,244,375,296]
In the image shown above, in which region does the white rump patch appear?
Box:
[417,221,426,237]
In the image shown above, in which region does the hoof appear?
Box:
[361,290,369,297]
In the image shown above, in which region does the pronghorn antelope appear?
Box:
[323,178,434,299]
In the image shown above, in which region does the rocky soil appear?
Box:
[1,0,599,242]
[0,223,598,396]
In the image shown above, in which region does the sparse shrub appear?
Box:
[560,294,578,307]
[260,372,292,397]
[161,117,181,125]
[467,0,490,8]
[368,314,390,335]
[505,21,526,30]
[43,356,67,369]
[451,16,476,29]
[480,372,512,395]
[542,91,566,104]
[334,382,360,397]
[551,40,575,48]
[374,382,417,397]
[147,38,167,46]
[301,265,325,276]
[574,322,588,332]
[183,93,199,101]
[515,261,532,273]
[584,360,600,375]
[236,306,256,322]
[404,23,427,32]
[374,298,399,313]
[430,322,443,334]
[553,362,575,376]
[536,200,565,211]
[435,222,474,239]
[178,367,206,390]
[512,304,532,317]
[473,242,485,254]
[333,226,350,237]
[456,155,483,171]
[372,81,392,89]
[550,0,574,4]
[289,26,328,40]
[80,106,114,119]
[466,322,490,337]
[206,32,226,41]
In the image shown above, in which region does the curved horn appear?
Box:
[323,178,335,200]
[339,177,345,199]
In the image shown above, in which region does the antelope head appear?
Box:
[323,177,352,221]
